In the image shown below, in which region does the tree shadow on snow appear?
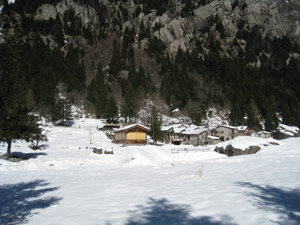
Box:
[0,179,62,225]
[125,198,236,225]
[237,182,300,224]
[11,151,48,159]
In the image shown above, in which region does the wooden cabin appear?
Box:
[114,124,150,144]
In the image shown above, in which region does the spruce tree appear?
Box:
[121,84,137,122]
[109,39,121,78]
[150,106,164,143]
[0,33,43,157]
[106,96,118,120]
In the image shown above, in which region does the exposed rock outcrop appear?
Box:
[193,0,300,43]
[274,124,300,140]
[31,0,300,54]
[215,144,261,156]
[34,4,57,21]
[34,0,99,31]
[214,136,281,156]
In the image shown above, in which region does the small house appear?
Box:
[100,124,120,140]
[100,124,120,131]
[258,131,272,139]
[162,124,187,144]
[215,125,238,141]
[182,127,208,146]
[237,126,251,136]
[114,124,150,144]
[207,135,221,145]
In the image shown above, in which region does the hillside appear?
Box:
[1,0,300,129]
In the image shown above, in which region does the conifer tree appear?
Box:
[50,93,72,123]
[106,96,118,120]
[121,84,137,122]
[150,106,164,143]
[109,39,121,78]
[0,33,43,157]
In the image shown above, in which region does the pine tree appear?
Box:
[150,106,164,143]
[50,94,73,124]
[31,127,48,149]
[87,63,111,118]
[109,39,121,78]
[106,96,118,120]
[0,33,43,157]
[121,84,137,122]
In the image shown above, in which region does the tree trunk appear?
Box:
[7,140,12,158]
[35,137,39,148]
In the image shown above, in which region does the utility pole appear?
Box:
[89,127,92,144]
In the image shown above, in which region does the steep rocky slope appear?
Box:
[1,0,300,127]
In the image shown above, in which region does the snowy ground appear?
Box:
[1,119,300,225]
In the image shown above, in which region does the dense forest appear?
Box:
[1,0,300,130]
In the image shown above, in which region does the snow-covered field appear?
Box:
[1,119,300,225]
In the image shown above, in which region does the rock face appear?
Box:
[193,0,300,42]
[34,4,57,21]
[154,17,189,54]
[31,0,300,54]
[34,0,99,30]
[215,145,261,157]
[244,0,300,41]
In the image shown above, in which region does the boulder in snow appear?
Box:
[214,136,280,156]
[274,124,300,140]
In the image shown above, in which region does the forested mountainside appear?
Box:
[1,0,300,130]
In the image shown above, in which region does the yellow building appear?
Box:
[114,124,150,144]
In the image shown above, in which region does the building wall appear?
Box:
[238,128,251,136]
[190,135,199,146]
[216,127,237,141]
[199,133,207,146]
[259,133,271,139]
[127,132,146,141]
[115,130,147,144]
[207,138,221,145]
[115,132,125,143]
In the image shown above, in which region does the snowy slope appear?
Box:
[1,120,300,225]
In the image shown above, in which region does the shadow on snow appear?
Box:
[0,179,62,225]
[10,151,47,159]
[125,198,236,225]
[238,182,300,224]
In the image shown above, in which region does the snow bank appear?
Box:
[216,136,280,151]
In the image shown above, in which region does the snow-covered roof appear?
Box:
[217,125,237,130]
[237,126,248,131]
[173,127,186,134]
[182,126,207,135]
[114,124,150,133]
[207,135,220,140]
[258,131,271,135]
[172,108,180,113]
[161,123,187,132]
